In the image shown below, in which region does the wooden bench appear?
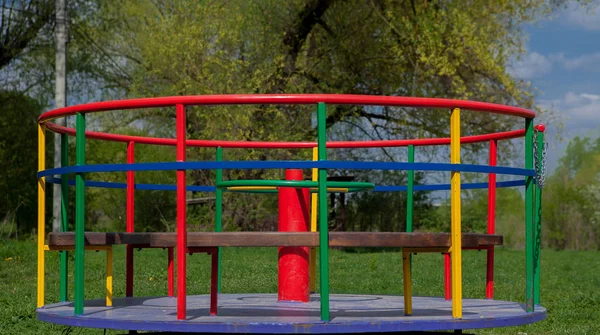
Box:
[47,231,502,249]
[46,231,502,316]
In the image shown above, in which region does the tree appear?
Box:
[0,91,45,236]
[10,0,590,233]
[1,0,143,236]
[74,0,592,232]
[543,136,600,250]
[0,0,53,69]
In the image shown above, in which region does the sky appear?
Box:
[509,2,600,172]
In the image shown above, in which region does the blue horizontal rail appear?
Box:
[45,177,526,193]
[38,160,535,179]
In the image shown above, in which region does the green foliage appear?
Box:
[420,187,525,249]
[83,129,178,232]
[82,0,580,232]
[543,136,600,250]
[0,91,44,236]
[5,0,592,236]
[345,170,431,232]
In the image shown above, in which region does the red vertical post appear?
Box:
[486,139,497,299]
[444,253,451,300]
[210,249,218,315]
[176,104,187,320]
[277,169,310,302]
[126,141,135,297]
[168,247,174,297]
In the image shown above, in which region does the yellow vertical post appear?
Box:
[402,251,412,316]
[37,124,46,308]
[106,247,113,306]
[450,108,462,319]
[309,147,318,292]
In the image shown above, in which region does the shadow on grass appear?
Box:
[121,332,475,335]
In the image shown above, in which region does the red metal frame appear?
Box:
[45,122,543,149]
[443,139,500,300]
[176,104,187,320]
[186,247,219,316]
[444,253,451,300]
[486,140,498,299]
[37,95,543,318]
[125,141,176,299]
[168,247,174,297]
[277,169,310,302]
[39,95,536,123]
[126,142,135,297]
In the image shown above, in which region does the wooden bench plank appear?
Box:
[48,232,502,248]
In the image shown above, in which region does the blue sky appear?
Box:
[509,2,600,172]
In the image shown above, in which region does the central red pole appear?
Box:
[278,169,310,302]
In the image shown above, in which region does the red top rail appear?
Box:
[46,123,544,149]
[38,94,536,123]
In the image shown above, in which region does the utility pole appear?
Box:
[53,0,68,232]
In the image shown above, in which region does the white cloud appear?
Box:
[509,52,553,79]
[539,92,600,128]
[562,3,600,31]
[550,52,600,71]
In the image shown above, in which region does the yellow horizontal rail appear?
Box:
[227,186,349,192]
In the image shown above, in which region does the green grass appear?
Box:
[1,239,599,334]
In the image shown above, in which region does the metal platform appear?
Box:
[37,294,546,333]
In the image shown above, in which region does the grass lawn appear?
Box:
[1,238,598,334]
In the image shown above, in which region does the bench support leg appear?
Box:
[444,253,451,300]
[106,247,113,306]
[402,251,412,316]
[168,247,174,297]
[210,249,218,315]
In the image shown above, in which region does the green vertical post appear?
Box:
[317,102,330,321]
[406,145,414,270]
[406,145,414,232]
[534,131,544,306]
[59,132,69,302]
[74,113,86,315]
[525,118,534,313]
[215,147,223,293]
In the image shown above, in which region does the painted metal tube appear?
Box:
[406,145,414,232]
[317,102,330,321]
[106,247,113,306]
[60,132,69,302]
[37,124,46,308]
[278,169,310,302]
[46,122,541,149]
[215,146,223,293]
[486,140,497,299]
[402,251,412,316]
[310,147,318,293]
[176,104,187,320]
[168,247,174,297]
[534,130,544,305]
[126,141,135,297]
[210,250,218,315]
[39,94,537,124]
[450,108,462,319]
[74,113,86,315]
[525,119,534,313]
[406,145,414,294]
[444,254,451,300]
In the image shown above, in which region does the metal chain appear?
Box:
[533,131,548,188]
